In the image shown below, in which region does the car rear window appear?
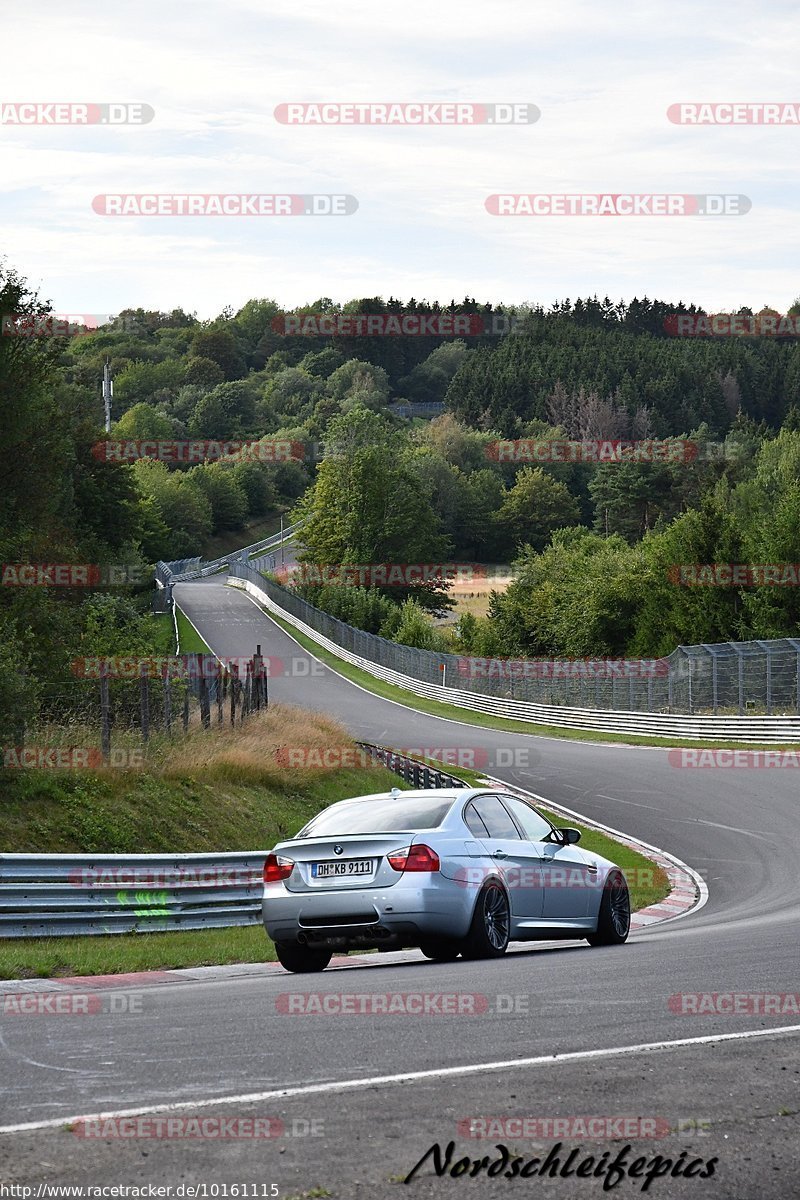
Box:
[297,796,454,837]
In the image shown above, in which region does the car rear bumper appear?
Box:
[262,879,472,948]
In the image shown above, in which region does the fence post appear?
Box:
[230,664,238,726]
[217,671,224,725]
[100,663,111,762]
[199,673,210,729]
[163,666,172,736]
[243,664,252,722]
[253,644,266,711]
[139,669,150,743]
[182,684,189,732]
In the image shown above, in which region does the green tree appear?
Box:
[297,408,449,610]
[631,493,747,655]
[184,356,225,387]
[230,461,277,517]
[189,464,249,532]
[113,359,186,411]
[133,460,213,555]
[113,403,174,440]
[191,328,247,380]
[495,467,581,553]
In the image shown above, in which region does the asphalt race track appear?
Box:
[1,576,798,1198]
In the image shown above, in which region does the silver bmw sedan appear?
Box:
[262,786,630,972]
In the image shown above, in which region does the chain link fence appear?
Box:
[226,562,800,717]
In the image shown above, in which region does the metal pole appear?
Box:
[100,664,111,762]
[163,668,172,736]
[280,515,285,567]
[102,358,113,432]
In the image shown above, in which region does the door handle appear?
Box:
[493,849,508,859]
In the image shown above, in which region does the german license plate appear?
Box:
[312,859,372,878]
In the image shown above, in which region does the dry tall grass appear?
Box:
[159,703,362,788]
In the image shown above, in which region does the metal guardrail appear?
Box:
[156,521,303,585]
[356,742,465,789]
[228,565,800,742]
[0,747,466,938]
[0,853,265,939]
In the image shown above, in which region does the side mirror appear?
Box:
[560,827,581,845]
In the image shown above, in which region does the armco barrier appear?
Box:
[227,564,800,743]
[0,853,266,938]
[157,522,303,585]
[0,745,464,938]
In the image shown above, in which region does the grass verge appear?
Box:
[175,606,211,653]
[257,600,800,751]
[1,926,275,979]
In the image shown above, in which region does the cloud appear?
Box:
[2,0,799,314]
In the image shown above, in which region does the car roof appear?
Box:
[322,787,500,808]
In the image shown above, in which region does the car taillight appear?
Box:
[387,844,440,873]
[264,853,294,883]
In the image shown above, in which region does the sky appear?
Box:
[3,0,800,320]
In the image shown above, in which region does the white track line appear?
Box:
[2,1025,799,1136]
